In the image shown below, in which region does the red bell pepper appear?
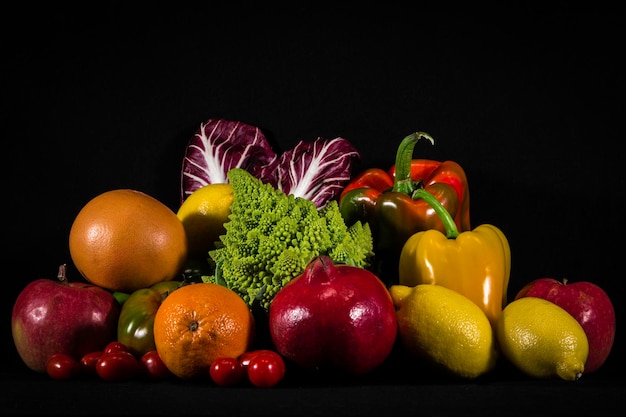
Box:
[339,132,471,284]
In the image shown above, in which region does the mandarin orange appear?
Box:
[68,189,188,293]
[153,282,255,380]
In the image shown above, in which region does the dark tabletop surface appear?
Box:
[2,352,624,416]
[2,5,624,416]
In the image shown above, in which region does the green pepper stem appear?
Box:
[412,189,459,239]
[392,132,435,194]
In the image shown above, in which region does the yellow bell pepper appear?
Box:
[398,189,511,327]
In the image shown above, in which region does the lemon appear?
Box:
[177,183,233,260]
[496,297,588,381]
[390,284,497,379]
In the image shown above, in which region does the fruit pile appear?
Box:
[10,119,616,386]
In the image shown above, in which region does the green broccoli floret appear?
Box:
[205,168,374,311]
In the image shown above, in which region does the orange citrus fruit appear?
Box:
[68,189,188,293]
[176,183,233,260]
[153,282,255,380]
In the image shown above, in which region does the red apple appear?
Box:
[11,264,121,373]
[269,256,397,376]
[515,277,615,374]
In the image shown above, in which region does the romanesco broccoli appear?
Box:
[205,168,374,311]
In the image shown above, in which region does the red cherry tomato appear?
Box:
[103,341,131,354]
[245,350,286,388]
[46,353,81,380]
[79,351,103,376]
[209,357,246,387]
[139,350,173,380]
[96,351,140,382]
[239,349,277,368]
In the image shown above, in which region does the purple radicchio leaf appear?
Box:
[180,119,277,202]
[275,137,361,208]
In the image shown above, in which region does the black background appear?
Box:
[2,4,624,416]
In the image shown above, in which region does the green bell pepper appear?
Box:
[117,280,181,357]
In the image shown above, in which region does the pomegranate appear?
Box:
[268,256,397,375]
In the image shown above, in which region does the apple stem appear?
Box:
[57,264,69,285]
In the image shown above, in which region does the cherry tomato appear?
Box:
[103,341,131,354]
[96,351,140,382]
[79,351,103,376]
[209,357,245,387]
[245,350,286,388]
[239,349,277,368]
[46,353,81,380]
[139,350,173,380]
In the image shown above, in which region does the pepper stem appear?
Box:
[412,189,459,239]
[392,132,435,194]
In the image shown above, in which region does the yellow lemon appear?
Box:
[496,297,588,381]
[390,284,497,379]
[177,183,233,260]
